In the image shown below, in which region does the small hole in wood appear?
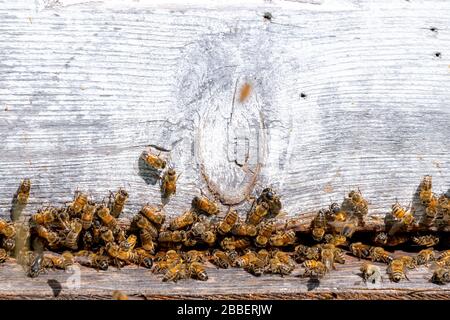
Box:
[434,52,442,58]
[300,93,307,99]
[430,27,438,33]
[263,12,272,21]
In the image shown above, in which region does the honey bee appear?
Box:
[412,234,439,247]
[414,249,436,266]
[234,251,257,268]
[158,230,186,243]
[43,252,74,269]
[369,246,393,264]
[387,259,408,282]
[27,253,44,278]
[328,203,347,222]
[169,210,197,231]
[70,191,88,215]
[438,250,450,261]
[310,209,328,241]
[140,229,157,254]
[323,234,348,247]
[349,242,371,260]
[161,168,179,198]
[255,221,274,247]
[419,175,433,205]
[134,214,159,239]
[100,227,115,244]
[163,262,187,282]
[302,260,327,278]
[220,237,251,251]
[140,205,165,226]
[75,251,109,271]
[247,201,269,225]
[183,232,197,247]
[272,251,296,269]
[269,230,296,247]
[120,234,137,251]
[81,202,96,230]
[112,290,129,300]
[373,232,409,247]
[211,250,231,269]
[0,219,16,238]
[35,225,59,247]
[201,230,217,246]
[96,205,118,231]
[389,202,415,236]
[133,248,154,269]
[360,262,382,284]
[399,255,416,270]
[332,247,346,264]
[267,256,294,276]
[294,244,321,263]
[183,250,206,263]
[192,196,219,216]
[217,209,238,235]
[0,249,8,263]
[187,262,208,281]
[246,257,266,277]
[16,178,31,205]
[328,217,358,238]
[438,194,450,216]
[256,188,282,217]
[110,189,128,218]
[431,268,450,285]
[31,207,57,226]
[257,249,271,265]
[64,219,82,250]
[231,222,257,237]
[320,244,336,272]
[424,195,439,220]
[141,150,166,171]
[346,189,368,217]
[238,82,252,103]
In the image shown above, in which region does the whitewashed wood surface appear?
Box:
[0,0,449,223]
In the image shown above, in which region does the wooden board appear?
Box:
[0,251,448,300]
[0,0,449,299]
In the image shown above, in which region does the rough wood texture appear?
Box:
[0,251,448,300]
[0,0,449,298]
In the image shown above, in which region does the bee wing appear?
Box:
[387,221,403,236]
[327,220,345,233]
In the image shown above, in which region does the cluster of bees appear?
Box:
[0,160,449,287]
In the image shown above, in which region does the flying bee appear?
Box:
[31,207,57,226]
[192,196,219,216]
[35,225,59,247]
[373,232,409,247]
[64,219,82,250]
[0,219,16,238]
[134,214,159,239]
[169,210,197,231]
[328,203,347,222]
[110,188,128,218]
[256,188,282,217]
[387,259,408,282]
[255,221,274,247]
[96,205,118,231]
[70,191,88,215]
[16,178,31,205]
[414,249,436,266]
[269,230,296,247]
[302,260,327,278]
[81,201,96,230]
[158,230,186,243]
[412,234,439,247]
[187,262,208,281]
[349,242,371,260]
[346,189,368,217]
[161,168,179,198]
[140,205,165,226]
[323,234,348,247]
[120,234,137,251]
[310,209,328,241]
[112,290,129,300]
[141,150,166,171]
[221,237,251,251]
[238,82,252,103]
[399,256,416,270]
[320,244,336,272]
[419,175,433,205]
[217,209,238,235]
[162,263,187,282]
[369,246,393,264]
[360,262,382,284]
[211,250,231,269]
[389,202,415,236]
[232,222,257,237]
[247,201,269,225]
[431,268,450,285]
[27,253,44,278]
